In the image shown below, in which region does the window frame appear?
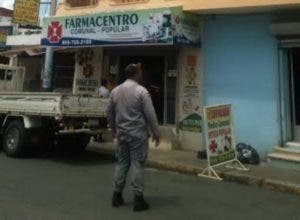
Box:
[64,0,99,8]
[0,69,6,81]
[0,69,16,81]
[6,70,14,81]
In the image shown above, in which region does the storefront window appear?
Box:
[166,55,177,124]
[105,55,119,92]
[6,70,13,81]
[52,52,75,92]
[0,69,5,80]
[65,0,98,7]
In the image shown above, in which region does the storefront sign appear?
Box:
[41,7,201,47]
[204,104,236,166]
[0,26,13,48]
[13,0,40,26]
[179,54,202,133]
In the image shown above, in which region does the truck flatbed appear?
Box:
[0,92,108,118]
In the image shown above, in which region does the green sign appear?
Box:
[179,113,202,133]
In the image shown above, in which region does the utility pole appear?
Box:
[42,0,57,92]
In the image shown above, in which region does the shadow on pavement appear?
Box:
[48,149,115,166]
[0,144,116,166]
[147,195,182,209]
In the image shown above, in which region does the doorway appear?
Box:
[119,56,166,124]
[290,48,300,141]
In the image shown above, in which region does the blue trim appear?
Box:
[41,36,201,47]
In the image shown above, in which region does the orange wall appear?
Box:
[56,0,300,16]
[56,0,182,16]
[184,0,300,13]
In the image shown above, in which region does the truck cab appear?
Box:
[0,65,25,92]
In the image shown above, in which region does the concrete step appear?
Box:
[273,146,300,156]
[268,146,300,170]
[285,142,300,151]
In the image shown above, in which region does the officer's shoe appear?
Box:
[133,195,149,212]
[112,192,124,207]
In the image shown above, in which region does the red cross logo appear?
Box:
[209,140,218,153]
[47,21,62,43]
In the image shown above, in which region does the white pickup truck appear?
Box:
[0,64,108,157]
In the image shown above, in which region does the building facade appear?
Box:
[40,0,300,162]
[42,0,203,151]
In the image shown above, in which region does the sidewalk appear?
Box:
[87,141,300,196]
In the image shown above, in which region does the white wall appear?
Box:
[6,34,41,46]
[177,47,203,151]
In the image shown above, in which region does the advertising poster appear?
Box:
[73,48,103,95]
[13,0,40,26]
[174,12,201,46]
[204,104,236,166]
[179,54,202,133]
[41,7,201,47]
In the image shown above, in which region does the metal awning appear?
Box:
[270,22,300,36]
[270,22,300,48]
[0,46,75,57]
[0,46,45,57]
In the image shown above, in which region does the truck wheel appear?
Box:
[77,134,91,151]
[3,120,27,157]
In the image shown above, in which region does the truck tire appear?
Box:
[77,134,91,151]
[3,120,27,157]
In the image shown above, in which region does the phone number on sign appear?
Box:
[61,39,92,46]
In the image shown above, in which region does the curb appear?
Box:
[88,146,300,196]
[262,179,300,195]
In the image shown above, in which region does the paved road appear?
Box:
[0,150,299,220]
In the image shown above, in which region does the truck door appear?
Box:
[9,68,25,92]
[0,68,6,91]
[5,69,15,91]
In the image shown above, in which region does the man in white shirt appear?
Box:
[98,79,110,98]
